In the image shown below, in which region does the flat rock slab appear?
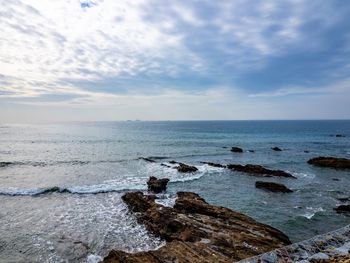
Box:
[255,181,293,193]
[103,191,290,263]
[228,164,296,178]
[308,157,350,169]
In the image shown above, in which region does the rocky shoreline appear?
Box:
[239,224,350,263]
[102,188,291,262]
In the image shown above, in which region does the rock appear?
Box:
[227,164,296,178]
[271,147,282,151]
[160,163,171,168]
[255,181,293,193]
[231,147,243,153]
[309,252,329,262]
[175,163,198,173]
[147,176,169,193]
[334,205,350,214]
[304,150,310,153]
[336,134,346,137]
[248,150,255,153]
[337,196,350,202]
[200,162,226,168]
[102,191,291,262]
[333,178,340,181]
[139,157,155,163]
[308,157,350,169]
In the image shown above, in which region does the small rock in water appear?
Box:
[332,178,340,181]
[228,164,296,178]
[334,205,350,214]
[255,181,293,193]
[147,176,169,193]
[231,147,243,153]
[271,147,282,151]
[336,196,350,202]
[335,134,346,137]
[139,157,156,163]
[200,162,226,168]
[175,163,198,173]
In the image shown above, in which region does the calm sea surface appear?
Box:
[0,121,350,262]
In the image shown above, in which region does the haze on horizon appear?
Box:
[1,0,350,123]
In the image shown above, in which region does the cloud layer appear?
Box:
[1,0,350,121]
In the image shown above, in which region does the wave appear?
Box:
[300,207,325,219]
[0,159,130,168]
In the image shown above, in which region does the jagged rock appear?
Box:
[147,176,169,193]
[175,163,198,173]
[255,181,293,193]
[308,157,350,169]
[334,205,350,214]
[227,164,296,178]
[271,147,282,151]
[103,191,290,263]
[231,147,243,153]
[200,162,226,168]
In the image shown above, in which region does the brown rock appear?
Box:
[334,205,350,214]
[231,147,243,153]
[227,164,296,178]
[147,176,169,193]
[308,157,350,169]
[255,181,293,193]
[103,191,291,263]
[175,163,198,173]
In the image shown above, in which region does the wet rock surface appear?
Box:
[231,146,244,153]
[255,181,293,193]
[239,225,350,263]
[227,164,296,178]
[147,176,169,193]
[175,163,198,173]
[102,191,291,263]
[308,157,350,169]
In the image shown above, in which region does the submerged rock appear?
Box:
[147,176,169,193]
[334,205,350,214]
[231,147,243,153]
[175,163,198,173]
[271,147,282,151]
[227,164,296,178]
[103,191,290,262]
[139,157,156,163]
[308,157,350,169]
[255,181,293,193]
[335,134,346,137]
[200,161,226,168]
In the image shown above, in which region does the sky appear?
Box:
[1,0,350,122]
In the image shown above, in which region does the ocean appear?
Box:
[0,120,350,262]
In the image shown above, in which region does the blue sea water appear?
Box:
[0,120,350,262]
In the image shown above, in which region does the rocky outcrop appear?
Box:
[255,181,293,193]
[103,191,291,263]
[227,164,296,178]
[231,147,243,153]
[175,163,198,173]
[147,177,169,193]
[308,157,350,169]
[337,196,350,202]
[271,147,282,151]
[334,205,350,214]
[200,161,226,168]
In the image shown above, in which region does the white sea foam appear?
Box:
[302,207,325,219]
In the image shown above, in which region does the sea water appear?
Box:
[0,121,349,262]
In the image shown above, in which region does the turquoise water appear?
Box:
[0,121,350,262]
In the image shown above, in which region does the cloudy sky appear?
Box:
[1,0,350,122]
